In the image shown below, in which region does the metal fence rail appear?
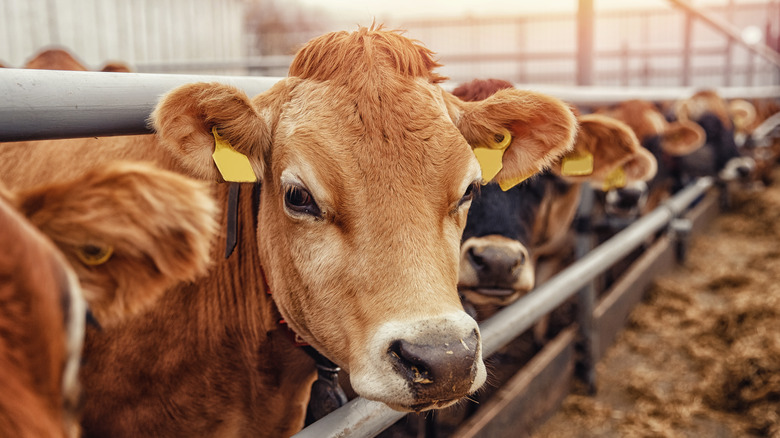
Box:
[2,69,780,143]
[294,177,714,438]
[0,69,283,141]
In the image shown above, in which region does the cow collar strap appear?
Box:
[222,181,347,422]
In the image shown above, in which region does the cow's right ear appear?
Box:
[151,82,272,182]
[444,88,577,190]
[661,120,705,156]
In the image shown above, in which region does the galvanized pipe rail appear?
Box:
[2,69,780,142]
[0,69,284,141]
[294,176,714,438]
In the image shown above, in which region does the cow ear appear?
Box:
[661,120,705,156]
[446,88,577,190]
[728,99,756,133]
[622,147,657,182]
[16,162,219,327]
[553,114,640,181]
[151,82,271,182]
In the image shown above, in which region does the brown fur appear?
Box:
[598,99,705,156]
[24,48,89,71]
[0,196,77,438]
[0,27,578,436]
[0,163,218,437]
[100,62,132,73]
[12,162,219,327]
[675,89,733,131]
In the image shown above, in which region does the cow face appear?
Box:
[152,27,577,412]
[12,162,219,328]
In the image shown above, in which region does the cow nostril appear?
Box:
[388,340,433,385]
[467,247,486,270]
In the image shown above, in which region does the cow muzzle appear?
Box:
[349,312,486,411]
[458,235,534,305]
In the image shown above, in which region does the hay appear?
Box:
[534,169,780,438]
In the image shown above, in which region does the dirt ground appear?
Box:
[532,175,780,438]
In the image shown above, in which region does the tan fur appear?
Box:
[598,99,705,156]
[0,197,78,438]
[0,28,578,435]
[12,162,219,327]
[674,89,733,130]
[100,62,132,73]
[24,48,89,71]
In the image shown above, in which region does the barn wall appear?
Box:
[0,0,246,72]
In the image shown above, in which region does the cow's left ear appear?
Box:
[661,120,705,156]
[444,88,577,190]
[151,82,270,182]
[15,162,219,327]
[560,114,652,183]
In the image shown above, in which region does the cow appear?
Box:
[672,90,754,184]
[729,98,780,186]
[24,48,89,71]
[0,26,579,436]
[0,193,84,438]
[453,79,655,320]
[23,47,133,72]
[596,99,706,214]
[0,162,218,437]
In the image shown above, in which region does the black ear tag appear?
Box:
[225,183,240,259]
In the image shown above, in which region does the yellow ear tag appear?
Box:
[498,170,536,191]
[602,166,627,191]
[561,151,594,176]
[77,245,114,266]
[473,128,512,184]
[212,127,257,183]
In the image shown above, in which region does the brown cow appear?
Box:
[0,162,218,437]
[8,162,219,326]
[597,99,705,213]
[24,48,89,71]
[454,79,655,318]
[0,26,578,436]
[0,194,84,438]
[23,47,133,72]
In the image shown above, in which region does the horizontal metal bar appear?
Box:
[293,398,405,438]
[667,0,780,68]
[4,69,780,142]
[481,176,712,355]
[295,177,713,438]
[0,69,284,141]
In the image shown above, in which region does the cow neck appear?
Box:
[196,182,278,345]
[223,182,347,420]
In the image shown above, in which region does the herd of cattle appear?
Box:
[1,26,779,437]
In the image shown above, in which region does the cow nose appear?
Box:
[467,245,526,286]
[388,329,479,403]
[614,187,644,208]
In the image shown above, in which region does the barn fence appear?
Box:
[1,68,779,437]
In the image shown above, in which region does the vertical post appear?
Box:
[682,10,693,86]
[621,42,629,86]
[577,0,595,86]
[724,0,734,86]
[574,185,597,394]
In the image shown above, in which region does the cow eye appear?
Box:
[76,244,114,266]
[457,182,480,209]
[284,185,321,217]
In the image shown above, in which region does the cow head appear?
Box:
[151,26,577,411]
[12,162,219,328]
[454,80,654,311]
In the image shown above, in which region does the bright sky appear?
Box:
[295,0,748,21]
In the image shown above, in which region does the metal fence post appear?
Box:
[574,185,597,394]
[577,0,594,86]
